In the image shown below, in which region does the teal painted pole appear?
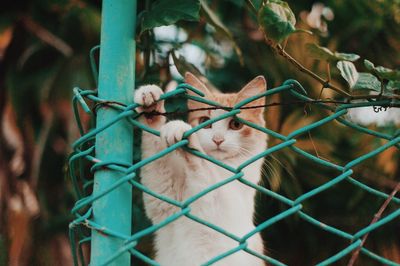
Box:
[91,0,136,265]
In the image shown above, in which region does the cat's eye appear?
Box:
[198,116,211,128]
[229,119,243,130]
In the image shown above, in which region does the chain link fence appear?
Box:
[69,62,400,265]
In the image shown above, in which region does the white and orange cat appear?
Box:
[134,72,267,266]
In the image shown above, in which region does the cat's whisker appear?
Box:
[260,159,281,189]
[269,154,297,180]
[221,144,278,187]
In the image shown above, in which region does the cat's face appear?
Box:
[186,73,267,161]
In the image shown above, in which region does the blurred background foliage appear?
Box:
[0,0,399,265]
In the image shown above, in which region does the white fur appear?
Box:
[135,85,266,266]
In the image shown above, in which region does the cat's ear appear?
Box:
[185,72,212,109]
[237,76,266,107]
[185,72,211,97]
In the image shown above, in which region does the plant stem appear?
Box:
[262,35,400,101]
[327,63,331,82]
[347,182,400,266]
[264,37,351,97]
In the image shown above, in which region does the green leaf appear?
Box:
[252,0,264,10]
[141,0,201,34]
[364,59,375,71]
[337,61,358,88]
[306,43,334,61]
[374,66,400,80]
[258,0,296,43]
[353,73,381,92]
[337,61,383,92]
[200,0,243,64]
[171,50,203,77]
[364,59,400,80]
[388,80,400,91]
[306,43,359,62]
[334,52,360,62]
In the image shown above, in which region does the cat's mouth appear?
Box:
[213,147,227,152]
[209,148,240,160]
[210,147,233,157]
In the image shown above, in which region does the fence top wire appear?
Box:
[69,78,400,266]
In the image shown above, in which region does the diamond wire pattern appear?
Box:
[69,78,400,266]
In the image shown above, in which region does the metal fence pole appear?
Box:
[91,0,136,265]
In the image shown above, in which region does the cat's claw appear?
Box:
[160,121,192,147]
[134,85,164,113]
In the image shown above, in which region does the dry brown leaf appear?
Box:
[1,102,25,176]
[376,146,397,175]
[20,181,40,217]
[7,180,40,266]
[381,243,400,263]
[7,194,31,266]
[0,26,13,59]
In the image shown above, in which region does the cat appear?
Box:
[134,72,267,266]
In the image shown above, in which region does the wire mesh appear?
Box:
[69,69,400,265]
[65,35,400,265]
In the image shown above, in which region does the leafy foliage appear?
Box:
[258,0,297,43]
[337,60,358,88]
[141,0,201,33]
[353,73,381,92]
[336,59,399,94]
[306,43,360,62]
[364,59,400,81]
[199,0,243,63]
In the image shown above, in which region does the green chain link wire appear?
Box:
[69,55,400,266]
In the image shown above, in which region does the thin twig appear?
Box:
[326,62,331,82]
[317,85,325,100]
[263,37,351,97]
[347,182,400,266]
[308,131,320,158]
[361,170,400,191]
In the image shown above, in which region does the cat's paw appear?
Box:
[160,121,192,147]
[134,85,165,126]
[134,85,164,114]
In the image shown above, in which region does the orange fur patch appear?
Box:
[188,92,265,128]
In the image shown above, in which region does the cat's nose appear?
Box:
[212,136,225,146]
